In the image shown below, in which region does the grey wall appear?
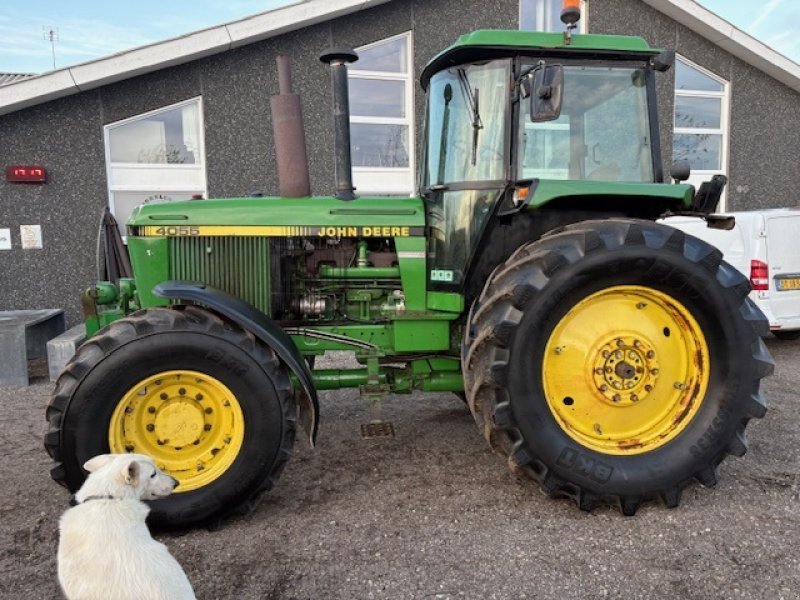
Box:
[2,0,799,324]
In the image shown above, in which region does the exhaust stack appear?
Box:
[270,55,311,197]
[320,48,359,201]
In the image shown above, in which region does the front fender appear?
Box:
[153,281,319,445]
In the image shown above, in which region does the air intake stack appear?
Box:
[270,55,311,197]
[320,48,359,201]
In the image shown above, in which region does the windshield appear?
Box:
[518,64,654,182]
[424,60,510,188]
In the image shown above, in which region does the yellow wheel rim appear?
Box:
[109,370,245,492]
[542,286,709,455]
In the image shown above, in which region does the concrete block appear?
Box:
[47,324,87,382]
[0,309,66,387]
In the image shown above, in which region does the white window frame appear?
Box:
[673,56,730,210]
[103,97,208,234]
[519,0,588,33]
[349,32,415,195]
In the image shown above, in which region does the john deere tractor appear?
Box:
[45,9,773,528]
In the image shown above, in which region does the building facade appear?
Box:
[1,0,799,324]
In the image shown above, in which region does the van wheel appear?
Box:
[45,306,296,528]
[773,330,800,341]
[463,219,773,515]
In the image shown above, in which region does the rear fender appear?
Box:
[153,281,319,445]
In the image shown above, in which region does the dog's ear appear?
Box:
[83,454,113,473]
[123,460,140,485]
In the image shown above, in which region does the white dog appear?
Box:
[57,453,196,600]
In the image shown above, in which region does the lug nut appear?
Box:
[125,406,133,414]
[674,382,686,390]
[595,368,603,375]
[160,393,168,400]
[147,406,156,414]
[125,444,134,452]
[646,351,655,359]
[645,385,653,392]
[178,388,186,396]
[599,384,608,391]
[204,424,212,431]
[602,351,610,359]
[651,368,659,375]
[631,394,639,402]
[146,424,155,432]
[195,393,204,401]
[205,407,213,414]
[613,394,621,402]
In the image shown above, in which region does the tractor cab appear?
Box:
[419,30,676,290]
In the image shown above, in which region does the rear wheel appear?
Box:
[45,306,296,528]
[463,219,773,514]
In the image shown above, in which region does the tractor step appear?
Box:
[360,422,395,438]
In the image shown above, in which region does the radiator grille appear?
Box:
[168,236,271,314]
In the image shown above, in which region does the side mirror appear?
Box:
[670,160,691,183]
[528,63,564,123]
[651,49,675,72]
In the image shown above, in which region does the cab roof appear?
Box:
[421,30,662,89]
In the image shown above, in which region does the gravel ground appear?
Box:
[1,338,798,600]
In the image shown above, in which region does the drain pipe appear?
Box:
[320,48,358,201]
[270,55,311,197]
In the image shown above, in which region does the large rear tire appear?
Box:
[45,306,296,528]
[463,219,773,514]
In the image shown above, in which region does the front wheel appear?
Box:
[45,307,296,528]
[463,219,773,514]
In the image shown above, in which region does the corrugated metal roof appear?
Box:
[0,73,35,86]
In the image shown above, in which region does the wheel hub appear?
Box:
[154,401,205,448]
[109,370,244,492]
[592,336,659,406]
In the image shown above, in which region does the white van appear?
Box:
[661,209,800,340]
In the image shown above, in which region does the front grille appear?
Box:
[168,236,271,314]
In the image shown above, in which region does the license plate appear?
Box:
[776,277,800,291]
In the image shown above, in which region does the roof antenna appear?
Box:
[42,25,59,70]
[561,1,581,45]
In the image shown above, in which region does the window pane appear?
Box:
[351,124,409,167]
[673,133,722,170]
[517,66,653,182]
[675,96,722,129]
[349,78,405,118]
[520,0,562,32]
[675,60,723,92]
[109,103,200,164]
[355,36,406,73]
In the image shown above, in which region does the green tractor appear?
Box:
[45,15,773,528]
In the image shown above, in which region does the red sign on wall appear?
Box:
[6,166,47,183]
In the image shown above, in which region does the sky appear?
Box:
[0,0,798,74]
